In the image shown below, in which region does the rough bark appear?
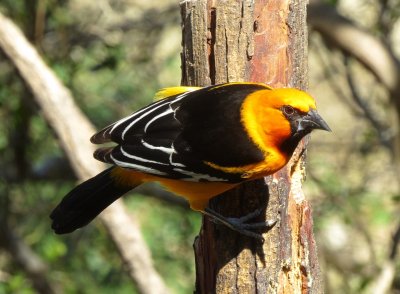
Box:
[0,12,169,294]
[181,0,323,293]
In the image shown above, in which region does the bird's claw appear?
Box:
[204,207,277,242]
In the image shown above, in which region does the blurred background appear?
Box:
[0,0,399,293]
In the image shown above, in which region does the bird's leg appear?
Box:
[203,207,277,242]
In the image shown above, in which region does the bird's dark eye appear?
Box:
[282,105,295,116]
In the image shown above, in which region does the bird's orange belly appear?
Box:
[149,177,238,211]
[111,167,238,211]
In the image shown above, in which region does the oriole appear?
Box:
[51,83,330,238]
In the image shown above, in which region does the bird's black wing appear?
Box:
[91,84,269,183]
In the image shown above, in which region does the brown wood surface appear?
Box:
[181,1,323,293]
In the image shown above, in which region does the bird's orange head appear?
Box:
[241,87,331,157]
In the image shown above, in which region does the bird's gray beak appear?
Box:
[297,109,331,132]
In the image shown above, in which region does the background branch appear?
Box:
[0,184,59,294]
[0,12,169,294]
[308,1,400,97]
[308,4,400,290]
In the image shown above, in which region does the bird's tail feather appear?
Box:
[50,167,140,234]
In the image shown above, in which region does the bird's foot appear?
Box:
[203,207,277,242]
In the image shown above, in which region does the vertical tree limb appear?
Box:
[0,12,169,294]
[181,0,323,292]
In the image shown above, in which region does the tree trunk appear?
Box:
[180,1,323,293]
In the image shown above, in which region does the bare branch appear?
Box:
[308,2,400,96]
[343,56,392,149]
[370,260,396,293]
[309,0,400,188]
[370,218,400,292]
[0,12,169,294]
[0,186,60,294]
[390,219,400,260]
[0,222,61,294]
[0,224,60,294]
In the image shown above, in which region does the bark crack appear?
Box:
[208,7,216,84]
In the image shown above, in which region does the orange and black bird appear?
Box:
[50,83,330,239]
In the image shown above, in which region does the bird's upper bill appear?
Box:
[297,109,331,133]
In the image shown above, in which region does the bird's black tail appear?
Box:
[50,167,138,234]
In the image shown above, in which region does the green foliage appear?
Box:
[0,274,36,294]
[0,0,190,293]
